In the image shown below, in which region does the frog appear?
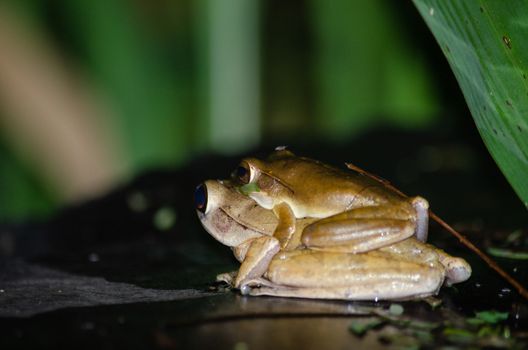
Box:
[195,179,471,300]
[234,149,430,254]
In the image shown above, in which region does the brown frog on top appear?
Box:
[236,149,430,249]
[195,179,471,300]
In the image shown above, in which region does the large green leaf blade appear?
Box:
[413,0,528,207]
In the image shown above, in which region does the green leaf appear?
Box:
[413,0,528,207]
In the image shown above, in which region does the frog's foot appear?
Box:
[441,256,472,286]
[216,271,238,287]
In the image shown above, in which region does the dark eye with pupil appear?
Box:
[194,184,207,213]
[237,165,250,183]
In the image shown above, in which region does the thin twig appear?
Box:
[345,163,528,300]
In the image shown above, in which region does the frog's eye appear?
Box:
[194,183,208,213]
[236,162,252,184]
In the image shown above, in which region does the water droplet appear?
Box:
[429,7,434,16]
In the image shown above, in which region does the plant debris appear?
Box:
[348,318,385,336]
[348,307,523,349]
[487,247,528,260]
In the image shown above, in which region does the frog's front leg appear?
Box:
[234,236,280,291]
[272,202,296,248]
[302,201,428,253]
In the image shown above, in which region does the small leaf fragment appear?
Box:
[239,183,260,195]
[474,310,509,324]
[423,296,442,309]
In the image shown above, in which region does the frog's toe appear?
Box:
[238,277,277,295]
[443,257,472,285]
[240,284,251,295]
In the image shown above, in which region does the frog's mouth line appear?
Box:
[197,207,253,246]
[217,205,275,237]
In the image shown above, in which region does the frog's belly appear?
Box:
[264,250,445,299]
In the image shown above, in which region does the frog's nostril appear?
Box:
[195,183,208,213]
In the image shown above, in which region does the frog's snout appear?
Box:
[195,183,208,213]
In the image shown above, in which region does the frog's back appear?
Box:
[267,155,406,216]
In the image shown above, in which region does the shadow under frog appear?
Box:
[195,179,471,301]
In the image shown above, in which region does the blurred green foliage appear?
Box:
[311,0,438,139]
[0,0,443,220]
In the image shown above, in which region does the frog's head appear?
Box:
[234,148,298,210]
[195,179,277,248]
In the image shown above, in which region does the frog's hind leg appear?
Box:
[245,275,443,301]
[301,205,417,253]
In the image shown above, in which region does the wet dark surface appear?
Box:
[1,128,527,349]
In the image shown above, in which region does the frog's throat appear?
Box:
[248,192,275,210]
